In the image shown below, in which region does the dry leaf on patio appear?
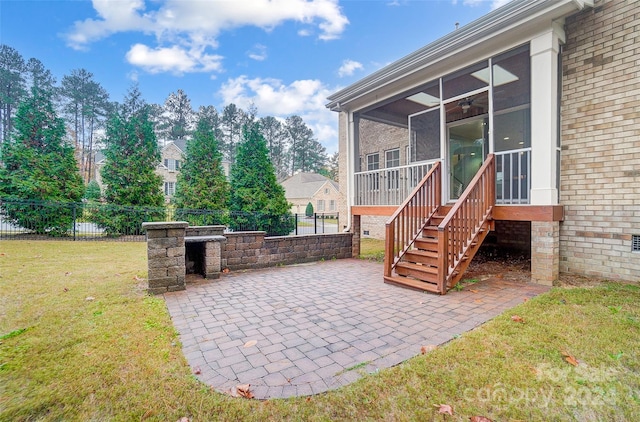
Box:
[496,273,504,279]
[474,299,483,304]
[562,351,579,366]
[470,417,493,422]
[243,340,258,348]
[236,384,254,399]
[421,345,437,354]
[470,289,479,293]
[511,315,525,323]
[222,268,230,273]
[435,404,454,416]
[193,366,201,375]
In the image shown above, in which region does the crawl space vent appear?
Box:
[633,235,640,252]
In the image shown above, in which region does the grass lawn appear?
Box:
[1,241,639,421]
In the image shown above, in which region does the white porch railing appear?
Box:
[354,161,437,206]
[354,149,532,206]
[495,148,531,205]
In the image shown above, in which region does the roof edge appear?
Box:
[326,0,590,111]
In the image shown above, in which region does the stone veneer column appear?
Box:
[531,221,559,286]
[204,236,226,279]
[142,221,188,294]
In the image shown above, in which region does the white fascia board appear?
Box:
[326,0,590,112]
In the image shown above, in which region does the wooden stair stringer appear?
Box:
[444,218,494,291]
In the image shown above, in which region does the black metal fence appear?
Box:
[0,198,339,241]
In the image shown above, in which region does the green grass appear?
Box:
[1,241,640,421]
[359,238,385,262]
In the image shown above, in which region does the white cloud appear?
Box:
[248,44,268,61]
[125,44,223,74]
[66,0,348,70]
[338,59,363,77]
[218,76,340,152]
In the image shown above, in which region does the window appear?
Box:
[366,153,380,190]
[164,159,181,171]
[317,199,325,212]
[325,188,329,194]
[386,149,400,189]
[329,200,336,211]
[385,149,400,168]
[366,153,380,170]
[164,182,175,196]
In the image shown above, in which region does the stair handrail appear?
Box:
[437,154,495,291]
[384,161,441,277]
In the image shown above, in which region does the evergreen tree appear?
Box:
[94,85,164,235]
[305,202,314,217]
[0,87,83,235]
[0,45,27,143]
[84,180,101,202]
[260,115,289,180]
[221,103,245,164]
[285,115,327,175]
[173,115,229,225]
[229,124,293,236]
[60,68,110,183]
[157,89,194,143]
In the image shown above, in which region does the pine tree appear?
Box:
[0,87,84,235]
[173,116,229,225]
[94,85,164,235]
[229,123,293,236]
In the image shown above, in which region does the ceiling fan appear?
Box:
[458,97,474,113]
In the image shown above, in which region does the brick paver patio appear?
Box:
[163,258,549,399]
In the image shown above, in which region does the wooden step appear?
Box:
[404,249,438,266]
[395,262,438,283]
[415,237,438,252]
[422,225,439,238]
[384,275,441,293]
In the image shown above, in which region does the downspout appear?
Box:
[343,106,354,232]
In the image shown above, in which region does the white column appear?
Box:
[530,22,565,205]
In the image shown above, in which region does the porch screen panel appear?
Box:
[409,110,440,163]
[443,61,489,100]
[492,45,530,111]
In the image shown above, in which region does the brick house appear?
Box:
[281,172,342,216]
[326,0,639,293]
[95,140,231,202]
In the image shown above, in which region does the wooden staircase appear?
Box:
[383,155,496,294]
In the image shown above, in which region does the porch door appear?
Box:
[448,117,487,201]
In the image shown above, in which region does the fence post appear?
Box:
[295,213,298,235]
[314,213,318,234]
[322,213,325,234]
[72,202,77,241]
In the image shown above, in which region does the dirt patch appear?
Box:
[464,246,532,284]
[466,246,609,288]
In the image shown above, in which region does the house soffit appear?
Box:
[326,0,591,113]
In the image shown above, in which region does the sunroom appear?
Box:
[327,0,593,293]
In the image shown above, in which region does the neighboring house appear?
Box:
[157,139,187,201]
[95,140,231,202]
[281,172,342,217]
[326,0,638,293]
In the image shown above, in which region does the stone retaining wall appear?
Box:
[222,232,353,271]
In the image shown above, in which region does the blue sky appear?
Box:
[0,0,510,153]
